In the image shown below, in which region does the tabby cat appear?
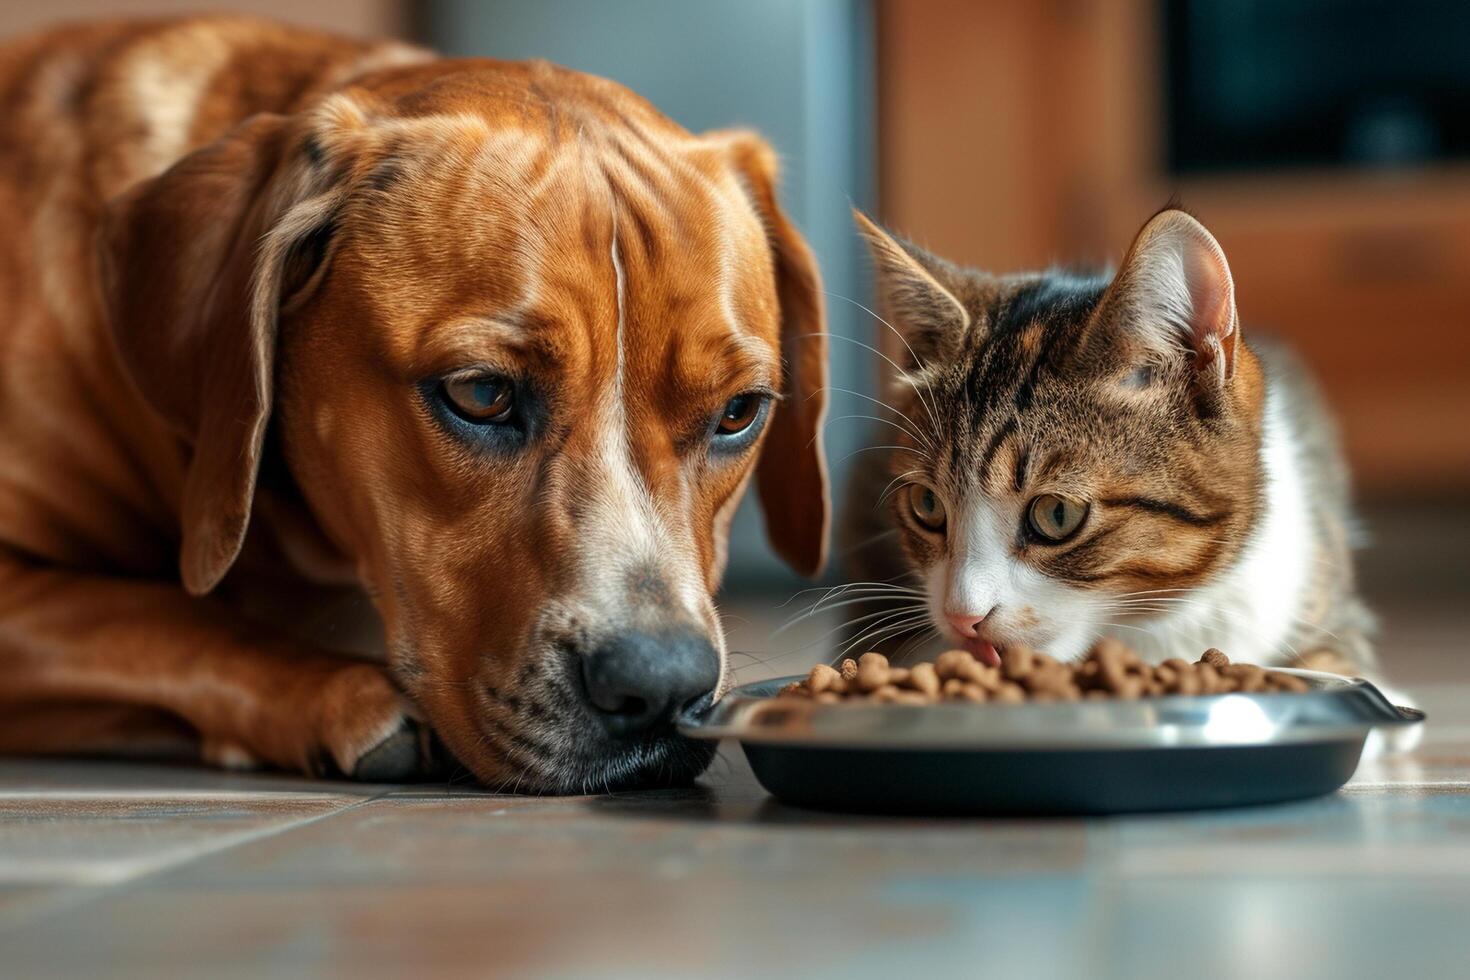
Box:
[840,208,1374,676]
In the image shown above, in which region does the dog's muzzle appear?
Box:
[579,628,719,738]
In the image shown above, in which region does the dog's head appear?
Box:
[98,59,828,791]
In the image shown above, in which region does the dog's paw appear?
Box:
[316,664,438,782]
[201,739,263,771]
[348,715,436,782]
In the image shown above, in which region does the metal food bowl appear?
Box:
[680,668,1424,815]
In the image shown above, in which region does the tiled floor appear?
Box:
[1,511,1467,978]
[0,694,1467,978]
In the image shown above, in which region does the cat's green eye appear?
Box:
[1027,494,1089,542]
[907,483,947,532]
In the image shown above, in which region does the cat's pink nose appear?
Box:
[944,611,987,638]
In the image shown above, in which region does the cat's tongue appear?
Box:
[964,638,1002,668]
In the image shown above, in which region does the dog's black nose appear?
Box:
[581,629,719,737]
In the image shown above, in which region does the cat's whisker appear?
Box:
[824,413,933,455]
[799,606,931,653]
[891,626,940,663]
[1101,598,1305,658]
[1111,594,1340,641]
[1045,617,1162,640]
[822,290,933,376]
[724,650,782,677]
[783,593,924,625]
[794,581,928,609]
[774,578,921,609]
[814,385,936,450]
[776,593,926,635]
[775,582,926,627]
[811,293,946,434]
[1111,587,1197,599]
[837,615,934,660]
[836,527,900,557]
[835,443,929,467]
[835,606,933,646]
[823,409,929,435]
[807,327,945,440]
[834,432,930,463]
[877,468,926,508]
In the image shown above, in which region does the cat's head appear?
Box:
[856,208,1267,663]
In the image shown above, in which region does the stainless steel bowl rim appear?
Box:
[680,668,1423,751]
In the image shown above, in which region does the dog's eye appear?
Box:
[716,394,761,436]
[442,375,515,424]
[707,391,772,455]
[1027,494,1089,542]
[907,483,946,532]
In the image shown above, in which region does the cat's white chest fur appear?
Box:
[1130,386,1312,666]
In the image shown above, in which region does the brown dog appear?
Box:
[0,17,828,791]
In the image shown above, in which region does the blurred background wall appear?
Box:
[0,0,404,38]
[2,0,1464,611]
[878,0,1470,499]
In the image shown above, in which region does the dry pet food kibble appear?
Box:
[776,640,1311,704]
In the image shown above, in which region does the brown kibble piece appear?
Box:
[1000,644,1035,680]
[961,683,989,703]
[871,684,901,703]
[1113,677,1145,700]
[994,682,1025,704]
[1231,664,1267,693]
[807,663,839,694]
[776,640,1313,705]
[1199,648,1230,669]
[909,662,940,697]
[955,658,994,689]
[856,652,890,692]
[935,649,973,681]
[1270,672,1310,693]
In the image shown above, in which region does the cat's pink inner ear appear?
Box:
[1171,214,1239,382]
[1124,210,1240,383]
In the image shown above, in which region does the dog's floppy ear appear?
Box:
[98,113,337,595]
[713,131,830,578]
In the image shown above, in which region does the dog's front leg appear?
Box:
[0,558,433,780]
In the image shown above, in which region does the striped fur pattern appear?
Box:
[843,209,1375,671]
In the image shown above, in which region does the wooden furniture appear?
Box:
[877,0,1470,495]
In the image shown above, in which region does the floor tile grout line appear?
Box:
[0,785,402,934]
